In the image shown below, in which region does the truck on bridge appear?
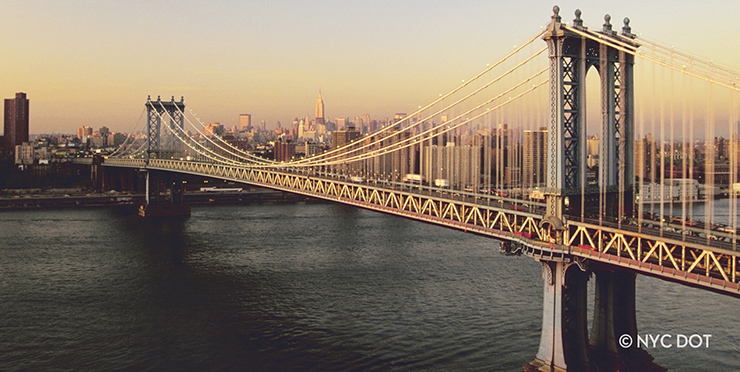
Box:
[199,186,243,192]
[403,174,425,185]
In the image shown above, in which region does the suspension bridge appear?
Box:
[86,6,740,371]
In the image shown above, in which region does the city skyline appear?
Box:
[1,1,739,135]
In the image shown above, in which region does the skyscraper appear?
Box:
[239,114,251,132]
[331,125,360,149]
[4,92,29,151]
[77,125,92,140]
[205,123,224,136]
[298,118,305,139]
[274,139,296,162]
[315,91,325,125]
[522,127,548,188]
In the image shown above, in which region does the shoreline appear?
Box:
[0,190,324,211]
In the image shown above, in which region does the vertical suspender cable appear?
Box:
[636,59,644,233]
[580,38,587,223]
[732,92,738,249]
[669,60,676,223]
[659,62,666,237]
[681,70,689,241]
[688,78,695,224]
[705,82,714,244]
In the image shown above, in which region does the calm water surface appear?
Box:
[0,203,738,371]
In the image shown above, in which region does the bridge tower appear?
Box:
[146,95,186,160]
[140,95,190,218]
[527,7,662,372]
[542,6,637,227]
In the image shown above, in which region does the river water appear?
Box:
[1,203,738,371]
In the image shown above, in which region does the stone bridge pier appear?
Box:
[138,169,191,217]
[524,260,665,371]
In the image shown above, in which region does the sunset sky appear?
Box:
[1,1,739,135]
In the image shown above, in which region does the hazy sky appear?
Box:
[1,1,739,134]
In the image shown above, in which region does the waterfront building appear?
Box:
[14,141,52,165]
[420,142,480,189]
[635,134,656,182]
[522,128,548,188]
[4,92,29,152]
[638,178,700,203]
[274,140,296,162]
[303,141,319,157]
[77,126,92,140]
[732,182,740,195]
[15,142,34,165]
[90,134,105,148]
[331,125,360,149]
[481,123,518,188]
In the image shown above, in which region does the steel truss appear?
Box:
[567,222,740,294]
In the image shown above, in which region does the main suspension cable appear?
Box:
[292,49,547,168]
[291,29,547,165]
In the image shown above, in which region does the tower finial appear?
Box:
[573,9,583,28]
[552,5,561,23]
[603,14,613,33]
[622,17,634,38]
[546,5,563,36]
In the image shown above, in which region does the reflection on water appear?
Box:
[0,204,738,371]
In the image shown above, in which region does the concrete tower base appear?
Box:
[523,261,665,372]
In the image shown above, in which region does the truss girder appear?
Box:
[567,221,739,290]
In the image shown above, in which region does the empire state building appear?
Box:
[315,91,325,125]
